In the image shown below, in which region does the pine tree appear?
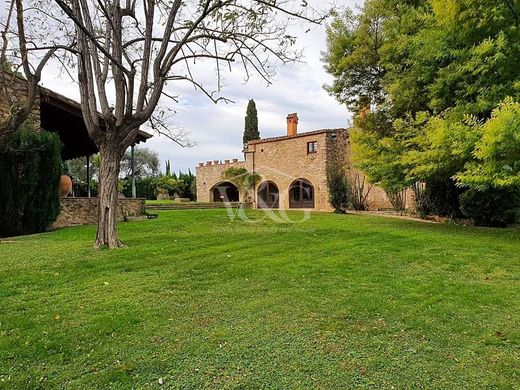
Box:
[243,99,260,144]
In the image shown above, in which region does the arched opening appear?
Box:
[211,182,239,202]
[257,181,279,209]
[289,179,314,209]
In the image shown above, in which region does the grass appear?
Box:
[0,210,519,389]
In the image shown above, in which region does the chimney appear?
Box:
[287,113,298,136]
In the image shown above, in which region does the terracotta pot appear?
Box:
[60,175,73,197]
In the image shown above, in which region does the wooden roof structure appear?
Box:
[39,86,152,160]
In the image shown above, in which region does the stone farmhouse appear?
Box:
[197,113,399,212]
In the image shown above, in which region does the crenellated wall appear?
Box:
[196,158,249,202]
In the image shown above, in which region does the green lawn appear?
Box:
[1,210,519,388]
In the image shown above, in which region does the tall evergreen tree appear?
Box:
[165,160,171,177]
[243,100,260,144]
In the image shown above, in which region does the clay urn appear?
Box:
[59,175,73,197]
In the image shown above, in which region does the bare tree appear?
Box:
[47,0,326,248]
[0,0,71,143]
[347,171,372,211]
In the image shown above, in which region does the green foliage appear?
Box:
[424,180,465,218]
[323,4,388,112]
[165,160,171,177]
[121,169,196,200]
[121,177,155,199]
[222,167,260,191]
[154,175,182,197]
[66,155,98,183]
[402,114,480,182]
[0,125,62,237]
[190,176,197,201]
[243,99,260,144]
[351,128,411,194]
[323,0,520,224]
[327,171,350,213]
[178,170,196,200]
[120,147,160,179]
[460,187,520,227]
[456,99,520,190]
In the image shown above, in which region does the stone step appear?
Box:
[146,202,249,210]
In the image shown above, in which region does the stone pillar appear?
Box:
[86,155,91,198]
[131,145,136,198]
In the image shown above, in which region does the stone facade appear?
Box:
[196,159,247,202]
[196,113,415,212]
[196,128,335,211]
[52,198,146,229]
[246,129,334,211]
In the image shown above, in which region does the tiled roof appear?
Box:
[247,128,347,146]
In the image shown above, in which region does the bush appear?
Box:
[425,180,465,218]
[459,187,520,227]
[155,175,182,197]
[0,126,62,237]
[346,172,371,211]
[121,177,157,199]
[328,172,350,213]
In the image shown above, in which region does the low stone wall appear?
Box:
[52,197,146,228]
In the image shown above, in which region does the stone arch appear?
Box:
[289,178,315,209]
[210,181,239,202]
[257,181,279,209]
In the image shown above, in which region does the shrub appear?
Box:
[386,189,407,213]
[222,167,260,189]
[346,172,371,211]
[155,175,182,197]
[459,187,520,227]
[425,180,465,218]
[327,172,349,213]
[121,177,159,199]
[0,125,62,237]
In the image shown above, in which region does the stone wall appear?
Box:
[52,198,146,228]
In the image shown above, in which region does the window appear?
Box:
[307,141,317,154]
[289,179,314,209]
[257,181,279,209]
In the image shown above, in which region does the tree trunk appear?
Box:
[95,142,124,248]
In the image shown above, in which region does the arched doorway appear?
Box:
[211,182,239,202]
[289,179,314,208]
[257,181,279,209]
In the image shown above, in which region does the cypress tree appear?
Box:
[243,99,260,144]
[165,160,171,176]
[0,124,62,237]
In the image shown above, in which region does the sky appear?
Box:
[34,0,364,173]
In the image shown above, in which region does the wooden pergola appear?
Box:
[39,87,152,197]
